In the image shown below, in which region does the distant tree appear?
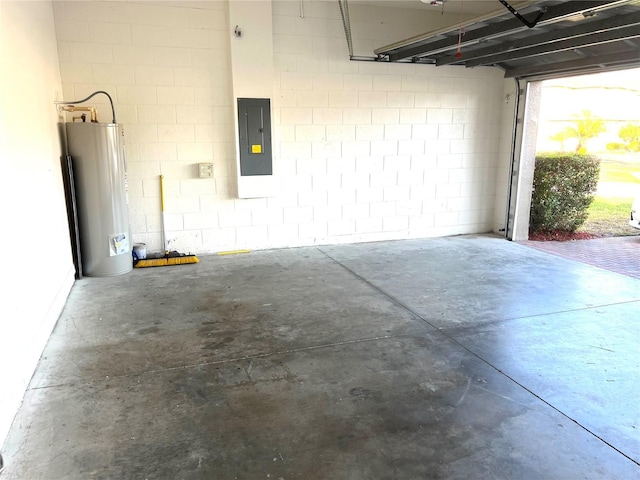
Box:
[550,110,606,153]
[549,129,573,151]
[570,110,607,153]
[618,123,640,152]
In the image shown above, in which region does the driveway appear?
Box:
[521,235,640,279]
[597,182,639,198]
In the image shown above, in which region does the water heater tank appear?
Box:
[66,122,132,276]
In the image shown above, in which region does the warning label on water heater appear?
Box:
[110,233,129,256]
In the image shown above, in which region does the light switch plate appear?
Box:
[198,163,214,178]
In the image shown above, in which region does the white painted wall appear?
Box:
[0,1,74,447]
[272,0,507,245]
[228,0,277,199]
[52,0,509,255]
[53,0,236,254]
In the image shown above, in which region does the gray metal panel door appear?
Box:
[238,98,272,176]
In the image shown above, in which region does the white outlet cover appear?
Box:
[198,163,214,178]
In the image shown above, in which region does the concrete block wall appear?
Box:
[271,1,506,247]
[53,1,234,254]
[53,0,509,254]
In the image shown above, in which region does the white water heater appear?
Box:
[66,122,131,276]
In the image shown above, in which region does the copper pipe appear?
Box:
[59,105,98,123]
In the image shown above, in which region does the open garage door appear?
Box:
[373,0,640,81]
[366,0,640,239]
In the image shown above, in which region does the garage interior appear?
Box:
[1,0,639,478]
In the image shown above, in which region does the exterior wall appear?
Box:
[53,0,508,254]
[512,81,542,241]
[0,1,74,447]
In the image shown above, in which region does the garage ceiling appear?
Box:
[371,0,640,80]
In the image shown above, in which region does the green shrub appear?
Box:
[606,142,626,152]
[530,153,600,232]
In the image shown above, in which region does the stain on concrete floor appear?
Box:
[2,235,639,479]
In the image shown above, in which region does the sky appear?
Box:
[537,67,640,153]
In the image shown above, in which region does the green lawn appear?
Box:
[598,158,640,183]
[579,156,640,237]
[578,196,637,237]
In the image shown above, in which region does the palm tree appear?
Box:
[618,123,640,152]
[550,110,606,153]
[549,129,573,151]
[569,110,606,153]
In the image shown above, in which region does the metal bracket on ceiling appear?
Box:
[498,0,547,28]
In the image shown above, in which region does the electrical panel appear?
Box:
[237,98,272,176]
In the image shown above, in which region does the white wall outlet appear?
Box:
[198,163,214,178]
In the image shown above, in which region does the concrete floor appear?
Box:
[2,234,639,479]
